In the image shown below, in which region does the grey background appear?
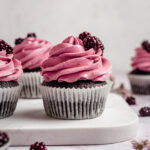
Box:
[0,0,150,71]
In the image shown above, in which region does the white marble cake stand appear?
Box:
[0,93,138,146]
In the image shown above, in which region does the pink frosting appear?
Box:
[132,47,150,72]
[0,51,23,81]
[13,37,53,69]
[41,36,112,83]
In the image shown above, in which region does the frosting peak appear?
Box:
[42,36,112,83]
[14,37,53,69]
[0,51,22,81]
[62,36,83,46]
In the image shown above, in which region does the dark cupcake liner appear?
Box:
[128,74,150,95]
[19,72,43,99]
[0,85,22,119]
[40,81,112,120]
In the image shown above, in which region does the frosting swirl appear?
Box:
[41,36,112,83]
[13,37,53,69]
[0,51,22,81]
[131,47,150,72]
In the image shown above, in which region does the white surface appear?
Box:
[6,72,150,150]
[0,93,138,146]
[1,0,150,71]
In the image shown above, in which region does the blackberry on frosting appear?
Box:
[0,40,13,54]
[15,38,24,45]
[79,32,104,54]
[79,31,91,41]
[27,33,37,38]
[142,40,150,52]
[14,33,37,46]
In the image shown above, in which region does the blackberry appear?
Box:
[126,96,136,105]
[0,132,9,147]
[15,38,24,45]
[83,36,104,52]
[0,40,13,54]
[139,107,150,117]
[0,40,8,51]
[79,31,91,41]
[6,45,13,54]
[27,33,36,38]
[30,142,47,150]
[142,40,150,52]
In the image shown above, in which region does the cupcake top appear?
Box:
[0,40,22,81]
[131,41,150,72]
[13,33,53,70]
[41,32,112,83]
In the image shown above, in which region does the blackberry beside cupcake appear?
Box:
[0,131,10,150]
[13,33,53,98]
[40,32,112,120]
[0,40,22,119]
[128,40,150,94]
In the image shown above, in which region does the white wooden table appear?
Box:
[8,72,150,150]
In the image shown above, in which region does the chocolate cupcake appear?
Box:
[0,131,10,150]
[40,33,112,120]
[128,41,150,95]
[14,33,53,98]
[0,40,22,119]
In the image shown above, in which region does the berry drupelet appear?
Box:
[15,38,24,45]
[126,96,136,105]
[0,132,9,147]
[27,33,37,38]
[0,40,13,54]
[139,107,150,117]
[30,142,47,150]
[142,41,150,52]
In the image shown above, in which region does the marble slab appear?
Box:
[0,93,138,146]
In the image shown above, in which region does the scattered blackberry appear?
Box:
[30,142,47,150]
[0,131,9,147]
[27,33,36,38]
[126,96,136,105]
[15,38,24,45]
[0,40,8,51]
[79,31,91,41]
[139,107,150,117]
[83,36,104,52]
[142,41,150,52]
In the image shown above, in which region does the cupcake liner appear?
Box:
[128,73,150,95]
[0,85,22,119]
[40,81,112,120]
[19,72,43,99]
[0,140,10,150]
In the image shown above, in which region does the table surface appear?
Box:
[8,72,150,150]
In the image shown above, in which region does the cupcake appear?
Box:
[0,131,10,150]
[14,33,53,98]
[40,32,112,120]
[0,40,22,119]
[128,41,150,95]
